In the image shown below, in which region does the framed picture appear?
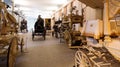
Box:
[45,18,51,30]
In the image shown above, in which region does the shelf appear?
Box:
[62,21,70,24]
[69,15,83,24]
[69,46,82,48]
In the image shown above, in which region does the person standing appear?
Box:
[53,24,59,38]
[20,19,27,32]
[34,15,44,32]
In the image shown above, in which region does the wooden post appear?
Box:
[0,0,2,31]
[11,0,14,15]
[1,0,4,2]
[103,0,111,42]
[69,1,73,29]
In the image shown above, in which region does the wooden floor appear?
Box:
[14,33,76,67]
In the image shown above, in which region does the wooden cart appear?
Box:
[0,2,24,67]
[62,14,83,48]
[32,28,46,40]
[74,0,120,67]
[74,40,120,67]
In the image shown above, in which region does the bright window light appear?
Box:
[46,6,58,10]
[14,0,30,5]
[52,0,67,4]
[19,7,31,11]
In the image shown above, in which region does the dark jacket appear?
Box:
[53,25,58,32]
[21,20,27,29]
[34,18,44,29]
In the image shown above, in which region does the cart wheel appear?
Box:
[43,35,45,40]
[7,37,18,67]
[75,50,92,67]
[43,33,46,40]
[64,30,72,45]
[43,30,46,40]
[20,38,24,52]
[32,33,34,41]
[67,30,72,46]
[32,29,34,40]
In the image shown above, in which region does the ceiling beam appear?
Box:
[78,0,104,8]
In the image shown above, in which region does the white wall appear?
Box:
[85,7,96,20]
[85,7,103,21]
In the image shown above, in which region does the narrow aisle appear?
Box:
[15,33,76,67]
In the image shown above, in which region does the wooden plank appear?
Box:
[69,46,82,48]
[78,0,104,8]
[0,49,7,54]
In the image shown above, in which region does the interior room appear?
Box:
[0,0,120,67]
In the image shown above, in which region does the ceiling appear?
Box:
[4,0,105,18]
[12,0,104,18]
[11,0,69,18]
[78,0,104,8]
[4,0,69,18]
[14,0,67,10]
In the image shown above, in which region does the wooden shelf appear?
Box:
[69,46,82,48]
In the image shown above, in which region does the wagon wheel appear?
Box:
[32,30,34,40]
[75,50,92,67]
[43,35,45,40]
[32,34,34,40]
[67,31,72,46]
[20,38,24,52]
[43,30,46,40]
[42,32,45,40]
[64,30,72,46]
[7,37,18,67]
